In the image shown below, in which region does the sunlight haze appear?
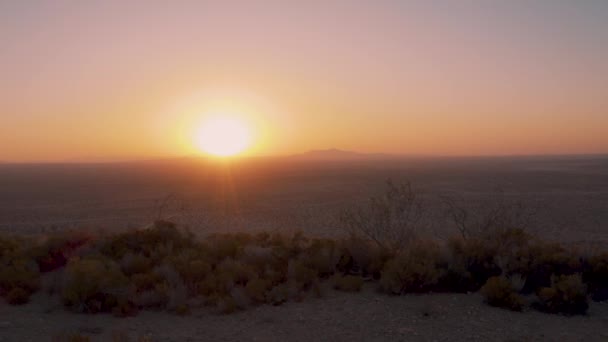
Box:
[1,1,607,162]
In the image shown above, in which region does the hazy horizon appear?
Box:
[2,1,608,162]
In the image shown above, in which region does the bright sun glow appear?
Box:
[195,117,252,157]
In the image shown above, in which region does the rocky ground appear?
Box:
[1,285,607,342]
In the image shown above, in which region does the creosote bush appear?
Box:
[536,274,588,315]
[0,214,605,317]
[379,240,443,294]
[480,276,524,311]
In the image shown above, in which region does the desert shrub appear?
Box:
[229,286,250,309]
[0,235,24,259]
[6,286,30,305]
[32,232,91,272]
[337,237,388,278]
[535,274,588,315]
[583,252,608,301]
[241,245,275,273]
[287,259,317,290]
[442,236,500,292]
[379,240,443,294]
[266,283,289,306]
[302,238,338,277]
[245,277,272,303]
[166,282,189,312]
[217,296,239,314]
[216,259,256,287]
[441,189,538,239]
[206,234,243,261]
[133,282,170,309]
[120,253,153,276]
[333,275,364,292]
[98,220,194,261]
[480,276,525,311]
[340,180,426,252]
[168,251,211,290]
[131,272,160,292]
[0,260,40,295]
[196,274,221,298]
[521,242,582,293]
[61,256,133,313]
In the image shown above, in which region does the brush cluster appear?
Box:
[1,221,606,317]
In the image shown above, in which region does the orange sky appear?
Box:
[1,1,607,162]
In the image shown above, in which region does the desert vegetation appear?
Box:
[0,181,606,320]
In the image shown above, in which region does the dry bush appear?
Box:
[337,237,388,279]
[480,276,525,311]
[120,253,153,276]
[521,241,583,293]
[441,228,533,292]
[61,256,133,313]
[340,180,426,252]
[441,188,538,239]
[379,240,443,294]
[266,283,289,306]
[287,259,317,290]
[536,274,588,315]
[32,231,91,272]
[245,277,272,303]
[333,275,364,292]
[0,257,40,297]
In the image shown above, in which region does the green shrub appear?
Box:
[6,286,30,305]
[536,274,588,315]
[379,240,443,294]
[480,276,524,311]
[333,275,364,292]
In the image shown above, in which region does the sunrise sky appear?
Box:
[1,1,607,162]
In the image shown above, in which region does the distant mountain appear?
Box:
[289,148,390,160]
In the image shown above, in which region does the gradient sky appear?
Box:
[1,1,607,162]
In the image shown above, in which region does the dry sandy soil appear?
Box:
[1,155,607,245]
[1,285,607,342]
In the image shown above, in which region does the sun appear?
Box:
[195,117,252,157]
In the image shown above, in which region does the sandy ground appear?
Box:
[1,285,607,342]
